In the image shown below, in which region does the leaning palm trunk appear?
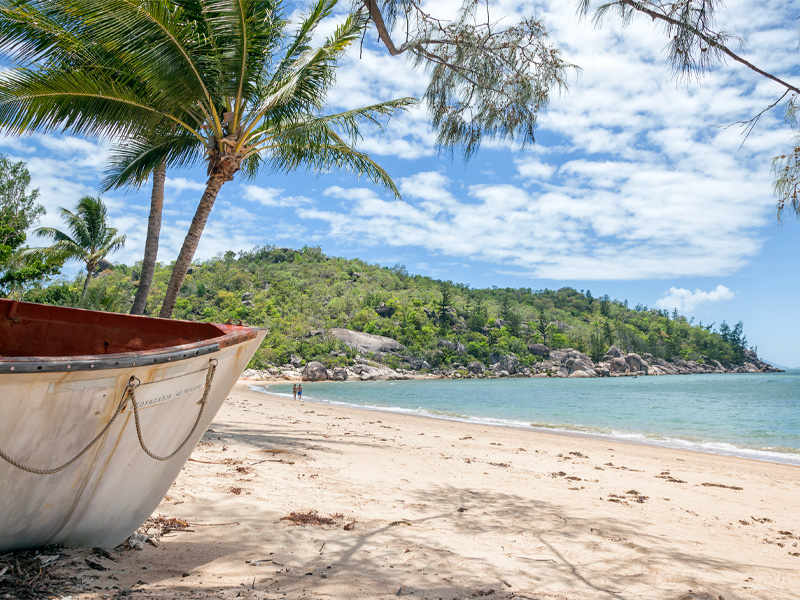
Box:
[80,268,91,302]
[159,173,228,318]
[130,162,166,315]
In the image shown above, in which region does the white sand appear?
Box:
[55,380,800,599]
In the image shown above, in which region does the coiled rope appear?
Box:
[0,358,217,474]
[129,358,217,461]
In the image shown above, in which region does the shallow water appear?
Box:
[255,371,800,465]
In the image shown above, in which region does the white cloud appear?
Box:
[655,285,736,312]
[242,184,312,207]
[303,150,771,279]
[166,177,206,194]
[515,158,556,182]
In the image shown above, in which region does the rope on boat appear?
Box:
[0,380,137,475]
[129,358,217,462]
[0,358,218,473]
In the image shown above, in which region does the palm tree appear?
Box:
[28,196,125,302]
[129,162,165,315]
[0,1,166,315]
[0,0,414,318]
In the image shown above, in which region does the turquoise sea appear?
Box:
[255,370,800,466]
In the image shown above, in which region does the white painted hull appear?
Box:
[0,325,265,551]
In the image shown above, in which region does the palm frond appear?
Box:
[247,118,401,198]
[0,66,198,139]
[267,0,335,86]
[250,97,416,148]
[103,129,205,189]
[0,1,92,66]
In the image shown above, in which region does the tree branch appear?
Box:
[613,0,800,95]
[362,0,417,56]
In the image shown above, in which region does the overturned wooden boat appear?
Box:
[0,299,266,551]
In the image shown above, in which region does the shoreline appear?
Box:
[250,377,800,468]
[43,380,800,600]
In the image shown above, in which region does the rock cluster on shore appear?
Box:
[240,330,781,382]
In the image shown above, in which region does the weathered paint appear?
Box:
[0,300,266,551]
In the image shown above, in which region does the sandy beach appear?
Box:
[48,380,800,600]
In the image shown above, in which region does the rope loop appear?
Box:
[129,358,218,462]
[0,379,137,475]
[0,357,219,473]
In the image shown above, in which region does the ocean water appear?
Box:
[255,371,800,466]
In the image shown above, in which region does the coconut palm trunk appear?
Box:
[130,162,166,315]
[80,266,92,302]
[159,172,228,318]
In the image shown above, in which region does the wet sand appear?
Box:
[53,380,800,599]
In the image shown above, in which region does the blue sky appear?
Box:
[2,0,800,366]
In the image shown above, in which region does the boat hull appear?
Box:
[0,302,266,551]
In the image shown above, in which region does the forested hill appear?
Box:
[25,245,769,374]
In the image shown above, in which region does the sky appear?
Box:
[2,0,800,367]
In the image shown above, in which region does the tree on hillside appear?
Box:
[0,155,62,296]
[535,308,554,344]
[28,196,125,302]
[438,282,453,332]
[0,0,414,318]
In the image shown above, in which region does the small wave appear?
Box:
[250,385,800,466]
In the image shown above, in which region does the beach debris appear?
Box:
[396,585,417,596]
[458,507,468,513]
[656,471,687,483]
[229,487,244,495]
[83,558,107,571]
[91,548,115,562]
[701,482,743,491]
[280,510,347,527]
[550,471,567,478]
[121,515,194,550]
[569,451,588,458]
[0,547,80,600]
[488,462,510,468]
[389,520,413,527]
[752,517,773,523]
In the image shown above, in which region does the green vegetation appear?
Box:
[0,155,62,296]
[28,196,125,302]
[21,246,752,370]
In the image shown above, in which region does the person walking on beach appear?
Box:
[292,384,297,400]
[297,384,303,401]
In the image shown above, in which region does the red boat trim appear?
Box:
[0,299,261,374]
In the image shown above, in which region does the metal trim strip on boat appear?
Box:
[0,341,224,374]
